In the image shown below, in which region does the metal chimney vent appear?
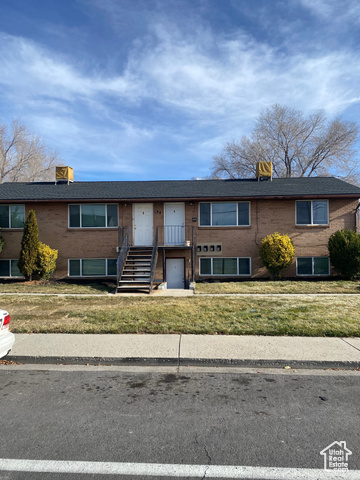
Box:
[56,166,74,184]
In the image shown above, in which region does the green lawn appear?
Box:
[195,280,360,294]
[5,295,360,337]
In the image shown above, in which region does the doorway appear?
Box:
[133,203,153,246]
[164,203,185,246]
[166,258,185,289]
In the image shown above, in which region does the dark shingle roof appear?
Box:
[0,177,359,202]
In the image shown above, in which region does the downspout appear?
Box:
[356,202,360,233]
[254,199,260,246]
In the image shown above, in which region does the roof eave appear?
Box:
[0,193,359,203]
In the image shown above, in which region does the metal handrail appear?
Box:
[149,227,159,293]
[117,226,130,287]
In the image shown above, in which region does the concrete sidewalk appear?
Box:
[6,334,360,369]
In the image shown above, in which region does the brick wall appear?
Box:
[194,198,358,279]
[0,197,358,280]
[1,202,118,278]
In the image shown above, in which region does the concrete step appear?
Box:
[128,251,153,254]
[121,275,151,279]
[124,268,151,273]
[117,284,151,290]
[119,280,151,285]
[124,265,151,269]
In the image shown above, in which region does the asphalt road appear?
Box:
[0,365,359,479]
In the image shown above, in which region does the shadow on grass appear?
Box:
[0,280,117,294]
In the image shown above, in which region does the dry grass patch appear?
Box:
[195,280,360,294]
[5,295,360,337]
[0,280,114,294]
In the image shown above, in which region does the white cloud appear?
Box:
[0,33,139,103]
[298,0,360,25]
[2,23,360,125]
[125,22,360,120]
[1,6,360,180]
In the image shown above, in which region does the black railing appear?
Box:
[117,226,130,286]
[149,227,159,293]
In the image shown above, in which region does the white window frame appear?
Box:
[0,204,25,229]
[68,204,118,228]
[295,200,329,226]
[199,257,251,276]
[199,202,251,227]
[296,257,330,276]
[0,259,24,278]
[68,258,117,277]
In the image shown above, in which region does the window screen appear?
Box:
[296,201,311,225]
[82,259,106,276]
[69,259,81,276]
[199,203,211,226]
[314,257,329,275]
[0,260,10,276]
[10,260,22,276]
[82,205,106,228]
[200,258,211,275]
[239,258,251,275]
[212,203,237,226]
[238,202,250,226]
[107,259,117,276]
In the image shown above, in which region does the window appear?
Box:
[296,200,328,225]
[199,257,251,276]
[199,202,250,226]
[69,204,118,228]
[0,260,23,277]
[297,257,330,276]
[69,259,117,277]
[0,205,25,229]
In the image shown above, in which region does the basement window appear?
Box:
[0,205,25,229]
[0,260,23,277]
[69,204,118,228]
[69,259,117,277]
[199,257,251,276]
[296,257,330,276]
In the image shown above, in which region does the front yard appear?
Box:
[0,281,114,294]
[195,280,360,294]
[4,294,360,337]
[1,279,359,295]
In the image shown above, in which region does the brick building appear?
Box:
[0,170,359,290]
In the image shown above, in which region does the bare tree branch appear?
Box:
[0,119,63,183]
[212,104,360,183]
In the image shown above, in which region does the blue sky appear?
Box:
[1,0,360,181]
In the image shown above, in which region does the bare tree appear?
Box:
[212,104,359,183]
[0,120,62,183]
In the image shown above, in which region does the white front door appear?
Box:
[164,203,185,246]
[133,203,153,246]
[166,258,185,289]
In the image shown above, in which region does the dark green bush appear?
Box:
[18,210,39,281]
[328,229,360,279]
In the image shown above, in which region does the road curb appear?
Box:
[6,356,179,366]
[6,355,360,369]
[179,358,360,369]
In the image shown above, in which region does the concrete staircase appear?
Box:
[117,247,153,293]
